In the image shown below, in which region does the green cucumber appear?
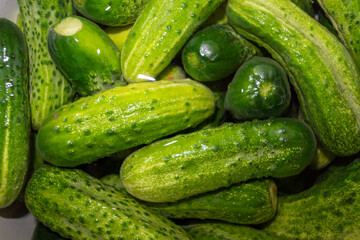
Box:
[37,80,215,167]
[101,174,277,224]
[32,222,66,240]
[184,223,283,240]
[73,0,148,26]
[25,166,191,240]
[290,0,315,17]
[0,19,30,208]
[121,118,316,202]
[317,9,339,37]
[121,0,225,82]
[182,24,261,81]
[105,25,133,50]
[48,16,126,96]
[157,64,187,81]
[224,56,291,120]
[317,0,360,68]
[227,0,360,156]
[265,158,360,239]
[18,0,74,130]
[202,1,229,28]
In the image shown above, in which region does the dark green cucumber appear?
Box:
[74,0,148,26]
[317,0,360,68]
[265,158,360,239]
[0,19,30,208]
[37,80,215,167]
[18,0,74,130]
[182,24,261,81]
[121,118,316,202]
[184,223,283,240]
[101,174,277,224]
[224,56,291,120]
[121,0,225,82]
[48,16,126,96]
[25,166,191,240]
[32,222,66,240]
[227,0,360,156]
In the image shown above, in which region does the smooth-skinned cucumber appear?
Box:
[0,18,30,208]
[18,0,74,130]
[25,166,191,240]
[37,80,215,167]
[73,0,148,26]
[265,158,360,239]
[120,118,316,202]
[121,0,225,82]
[227,0,360,156]
[184,223,283,240]
[317,0,360,68]
[48,16,126,96]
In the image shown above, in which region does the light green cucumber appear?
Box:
[18,0,74,130]
[73,0,148,26]
[202,1,229,28]
[317,0,360,68]
[0,18,30,208]
[184,223,283,240]
[48,16,126,96]
[25,166,191,240]
[265,158,360,239]
[101,174,277,224]
[37,80,215,167]
[121,0,225,82]
[121,118,316,202]
[157,64,187,80]
[227,0,360,156]
[105,25,133,50]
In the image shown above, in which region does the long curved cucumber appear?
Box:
[121,0,225,82]
[25,166,191,240]
[121,118,316,202]
[18,0,74,130]
[37,80,215,167]
[0,19,30,208]
[48,16,126,96]
[227,0,360,156]
[317,0,360,68]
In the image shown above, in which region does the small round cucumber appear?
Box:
[182,25,260,81]
[224,57,291,120]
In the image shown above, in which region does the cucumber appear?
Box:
[202,1,229,28]
[25,166,191,240]
[317,0,360,68]
[290,0,315,16]
[48,16,126,96]
[317,10,339,37]
[182,25,261,81]
[224,56,291,120]
[264,158,360,239]
[121,0,225,82]
[227,0,360,156]
[157,64,187,81]
[32,222,65,240]
[37,80,215,167]
[73,0,148,26]
[105,25,133,50]
[184,223,283,240]
[18,0,74,130]
[101,174,277,224]
[0,19,30,208]
[120,118,316,202]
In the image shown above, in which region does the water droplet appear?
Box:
[164,156,170,163]
[83,129,91,136]
[212,146,219,152]
[54,126,60,133]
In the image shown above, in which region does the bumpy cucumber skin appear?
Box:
[265,158,360,239]
[227,0,360,156]
[182,25,260,81]
[0,19,30,208]
[318,0,360,68]
[25,166,191,240]
[18,0,74,130]
[74,0,148,26]
[149,179,277,224]
[121,118,316,202]
[121,0,225,82]
[102,174,277,224]
[184,223,283,240]
[37,80,215,167]
[48,16,126,96]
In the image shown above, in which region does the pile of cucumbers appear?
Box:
[0,0,359,239]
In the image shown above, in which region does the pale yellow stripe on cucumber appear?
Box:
[123,4,159,76]
[0,105,11,200]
